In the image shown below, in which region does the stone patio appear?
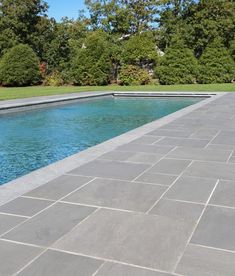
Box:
[0,92,235,275]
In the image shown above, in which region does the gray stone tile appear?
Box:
[96,262,173,276]
[64,178,166,212]
[69,160,150,181]
[165,176,217,203]
[176,244,235,276]
[0,197,52,217]
[168,147,231,162]
[0,240,42,276]
[0,214,26,235]
[209,180,235,207]
[155,137,209,148]
[100,151,163,164]
[132,135,162,145]
[229,156,235,163]
[53,209,194,271]
[150,199,204,223]
[206,144,235,151]
[184,161,235,181]
[135,172,177,186]
[212,131,235,146]
[18,249,102,276]
[190,128,219,139]
[148,159,191,175]
[149,129,193,138]
[25,175,93,200]
[116,143,174,154]
[191,206,235,251]
[3,203,95,246]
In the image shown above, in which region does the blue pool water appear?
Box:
[0,96,202,184]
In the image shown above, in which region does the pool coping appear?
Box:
[0,91,227,206]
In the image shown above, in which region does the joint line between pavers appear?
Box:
[163,198,205,206]
[146,160,194,214]
[0,238,45,249]
[20,195,55,202]
[48,247,183,276]
[204,130,222,149]
[131,146,178,182]
[189,242,235,254]
[92,261,106,276]
[227,149,234,163]
[0,212,30,219]
[172,179,220,273]
[0,177,97,238]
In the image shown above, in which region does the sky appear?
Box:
[46,0,87,21]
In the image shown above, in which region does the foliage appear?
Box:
[121,33,158,68]
[43,71,64,86]
[70,30,112,86]
[0,44,40,86]
[197,39,235,84]
[119,65,151,85]
[230,40,235,62]
[156,37,198,85]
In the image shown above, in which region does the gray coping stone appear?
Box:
[131,135,163,145]
[53,208,194,272]
[0,240,43,276]
[189,128,219,139]
[18,249,103,276]
[68,159,150,181]
[135,172,177,186]
[96,262,174,276]
[183,161,235,181]
[212,130,235,146]
[155,137,210,148]
[116,143,174,154]
[0,197,52,217]
[164,176,217,203]
[176,244,235,276]
[3,202,95,246]
[167,147,232,162]
[148,159,191,175]
[25,175,93,201]
[191,206,235,251]
[148,128,194,138]
[63,178,167,212]
[209,180,235,207]
[99,150,164,164]
[150,199,204,223]
[0,214,26,235]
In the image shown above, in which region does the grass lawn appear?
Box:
[0,83,234,100]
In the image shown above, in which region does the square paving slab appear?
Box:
[191,206,235,251]
[148,159,191,175]
[18,249,103,276]
[69,159,150,181]
[53,208,194,272]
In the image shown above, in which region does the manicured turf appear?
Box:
[0,83,234,100]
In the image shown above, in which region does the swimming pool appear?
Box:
[0,96,203,185]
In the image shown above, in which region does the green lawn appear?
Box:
[0,83,234,100]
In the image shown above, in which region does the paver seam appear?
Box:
[172,179,220,273]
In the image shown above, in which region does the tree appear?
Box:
[0,44,41,86]
[0,0,52,58]
[121,33,158,68]
[156,37,198,85]
[85,0,158,34]
[70,30,112,85]
[197,39,235,84]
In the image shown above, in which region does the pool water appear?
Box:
[0,96,202,185]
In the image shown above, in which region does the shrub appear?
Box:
[197,39,235,84]
[156,38,198,85]
[0,44,40,86]
[43,71,64,86]
[70,30,111,86]
[119,65,151,85]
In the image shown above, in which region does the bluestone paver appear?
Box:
[135,172,177,186]
[18,249,103,276]
[155,137,210,148]
[148,159,191,175]
[116,143,174,154]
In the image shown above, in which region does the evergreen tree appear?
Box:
[0,44,41,86]
[156,37,198,85]
[197,39,235,84]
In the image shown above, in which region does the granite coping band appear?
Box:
[0,91,226,206]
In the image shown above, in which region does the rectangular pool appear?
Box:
[0,96,203,185]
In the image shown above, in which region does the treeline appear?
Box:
[0,0,234,87]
